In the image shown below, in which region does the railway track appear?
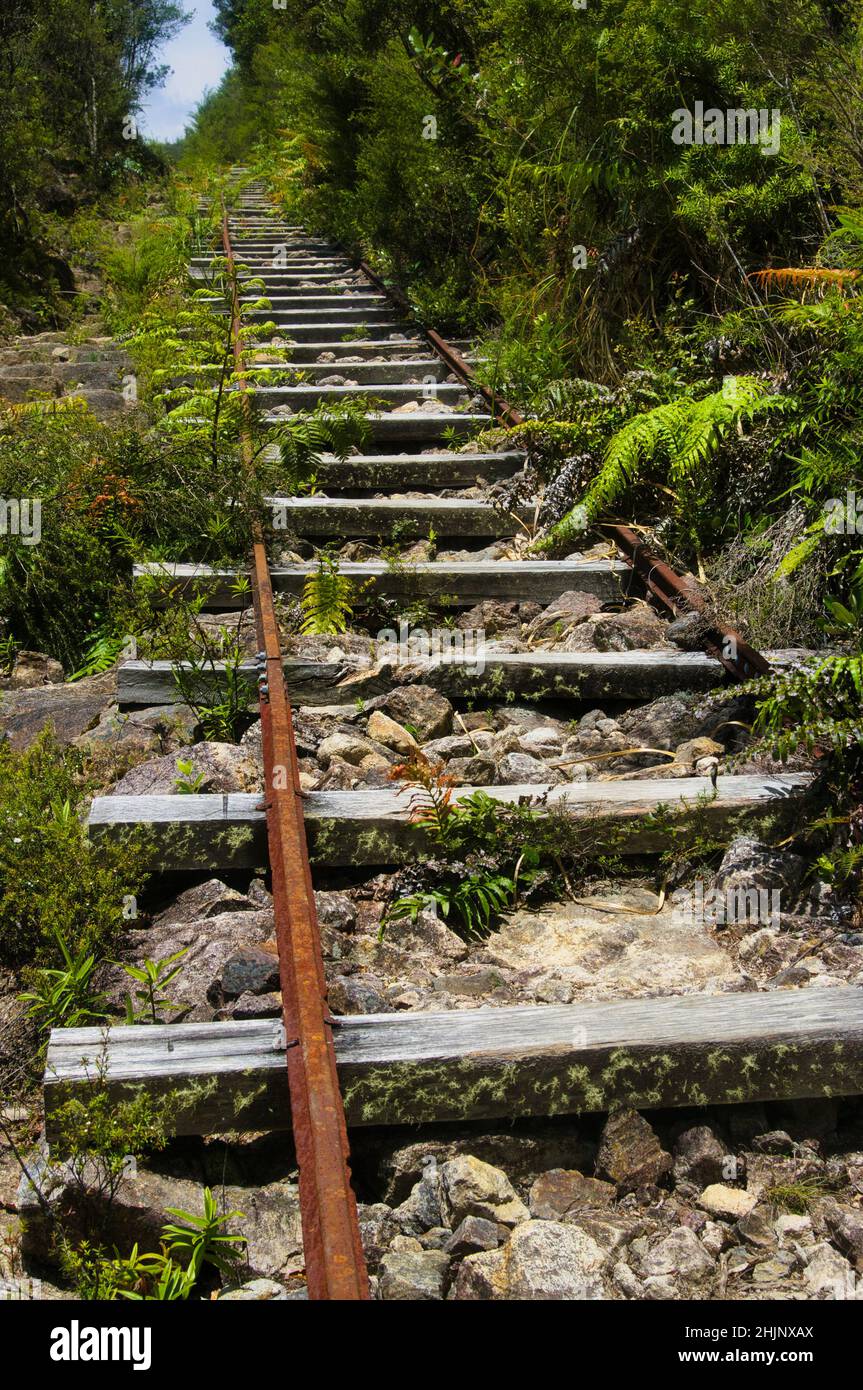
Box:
[45,172,863,1300]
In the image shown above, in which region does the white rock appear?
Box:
[699,1184,758,1220]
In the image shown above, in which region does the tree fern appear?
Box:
[300,554,354,635]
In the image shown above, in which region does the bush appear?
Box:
[0,731,149,970]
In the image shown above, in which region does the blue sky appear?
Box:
[139,2,231,142]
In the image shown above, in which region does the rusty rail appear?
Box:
[355,253,770,677]
[221,198,370,1301]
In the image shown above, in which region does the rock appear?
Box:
[667,612,710,650]
[98,909,276,1019]
[366,710,418,755]
[4,650,64,688]
[432,968,506,997]
[230,1180,305,1280]
[529,1169,615,1220]
[588,606,668,651]
[526,590,604,640]
[498,751,560,784]
[217,946,280,1000]
[774,1213,812,1241]
[317,730,392,769]
[456,600,523,636]
[358,1203,401,1271]
[453,1220,605,1300]
[672,1126,730,1190]
[575,1212,643,1257]
[77,703,200,754]
[151,879,252,929]
[445,1216,501,1258]
[361,1125,595,1207]
[314,891,356,933]
[821,1199,863,1272]
[751,1254,795,1284]
[109,742,262,795]
[674,736,724,770]
[422,734,475,759]
[802,1243,858,1299]
[617,693,725,753]
[231,991,281,1019]
[376,685,453,741]
[595,1110,672,1193]
[392,1171,444,1233]
[328,974,392,1014]
[446,753,497,785]
[378,1249,450,1300]
[519,726,565,757]
[712,836,806,902]
[219,1278,293,1300]
[0,669,115,750]
[735,1207,776,1249]
[641,1227,714,1282]
[612,1261,643,1298]
[441,1155,530,1228]
[698,1184,757,1220]
[751,1130,795,1155]
[384,911,468,962]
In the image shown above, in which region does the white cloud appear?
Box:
[139,2,230,141]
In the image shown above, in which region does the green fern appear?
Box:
[300,554,354,635]
[751,653,863,761]
[551,376,785,546]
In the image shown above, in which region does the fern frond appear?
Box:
[300,555,353,635]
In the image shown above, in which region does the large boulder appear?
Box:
[0,670,115,750]
[108,742,263,795]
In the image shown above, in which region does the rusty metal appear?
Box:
[221,199,370,1301]
[354,244,771,681]
[597,523,771,681]
[356,257,519,427]
[397,307,767,679]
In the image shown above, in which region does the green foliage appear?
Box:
[752,654,863,763]
[160,1188,246,1284]
[121,949,188,1024]
[300,553,354,635]
[70,1188,246,1301]
[550,377,785,551]
[0,0,188,325]
[19,927,110,1033]
[387,871,517,940]
[0,731,148,970]
[49,1064,177,1204]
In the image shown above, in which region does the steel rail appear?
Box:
[353,256,769,682]
[220,197,370,1301]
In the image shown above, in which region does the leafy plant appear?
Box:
[120,949,188,1024]
[174,758,206,794]
[19,927,110,1033]
[300,552,354,635]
